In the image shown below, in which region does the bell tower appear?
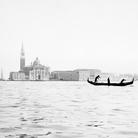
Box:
[20,42,25,71]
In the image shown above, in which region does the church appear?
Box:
[10,44,50,81]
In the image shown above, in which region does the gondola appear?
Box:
[87,78,134,86]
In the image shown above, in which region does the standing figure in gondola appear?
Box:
[120,79,126,84]
[107,77,110,85]
[94,75,100,83]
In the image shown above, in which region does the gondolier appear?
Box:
[94,75,100,83]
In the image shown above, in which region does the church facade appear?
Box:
[10,44,50,81]
[28,57,50,80]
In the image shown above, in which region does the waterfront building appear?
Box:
[9,45,26,80]
[29,58,50,80]
[23,64,33,80]
[51,71,79,81]
[75,69,101,81]
[0,69,3,80]
[133,74,138,80]
[0,68,5,81]
[10,72,25,81]
[51,69,101,81]
[9,44,50,81]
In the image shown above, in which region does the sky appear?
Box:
[0,0,138,79]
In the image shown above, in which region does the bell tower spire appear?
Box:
[21,42,24,52]
[20,42,25,71]
[0,68,3,80]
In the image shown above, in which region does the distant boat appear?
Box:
[87,78,134,86]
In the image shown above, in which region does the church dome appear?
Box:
[33,57,40,66]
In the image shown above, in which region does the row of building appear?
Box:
[9,45,102,81]
[50,69,101,81]
[10,45,50,81]
[9,45,136,81]
[50,70,136,81]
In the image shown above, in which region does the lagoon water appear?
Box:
[0,81,138,138]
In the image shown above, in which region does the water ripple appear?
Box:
[0,81,138,138]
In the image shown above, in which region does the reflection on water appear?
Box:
[0,81,138,138]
